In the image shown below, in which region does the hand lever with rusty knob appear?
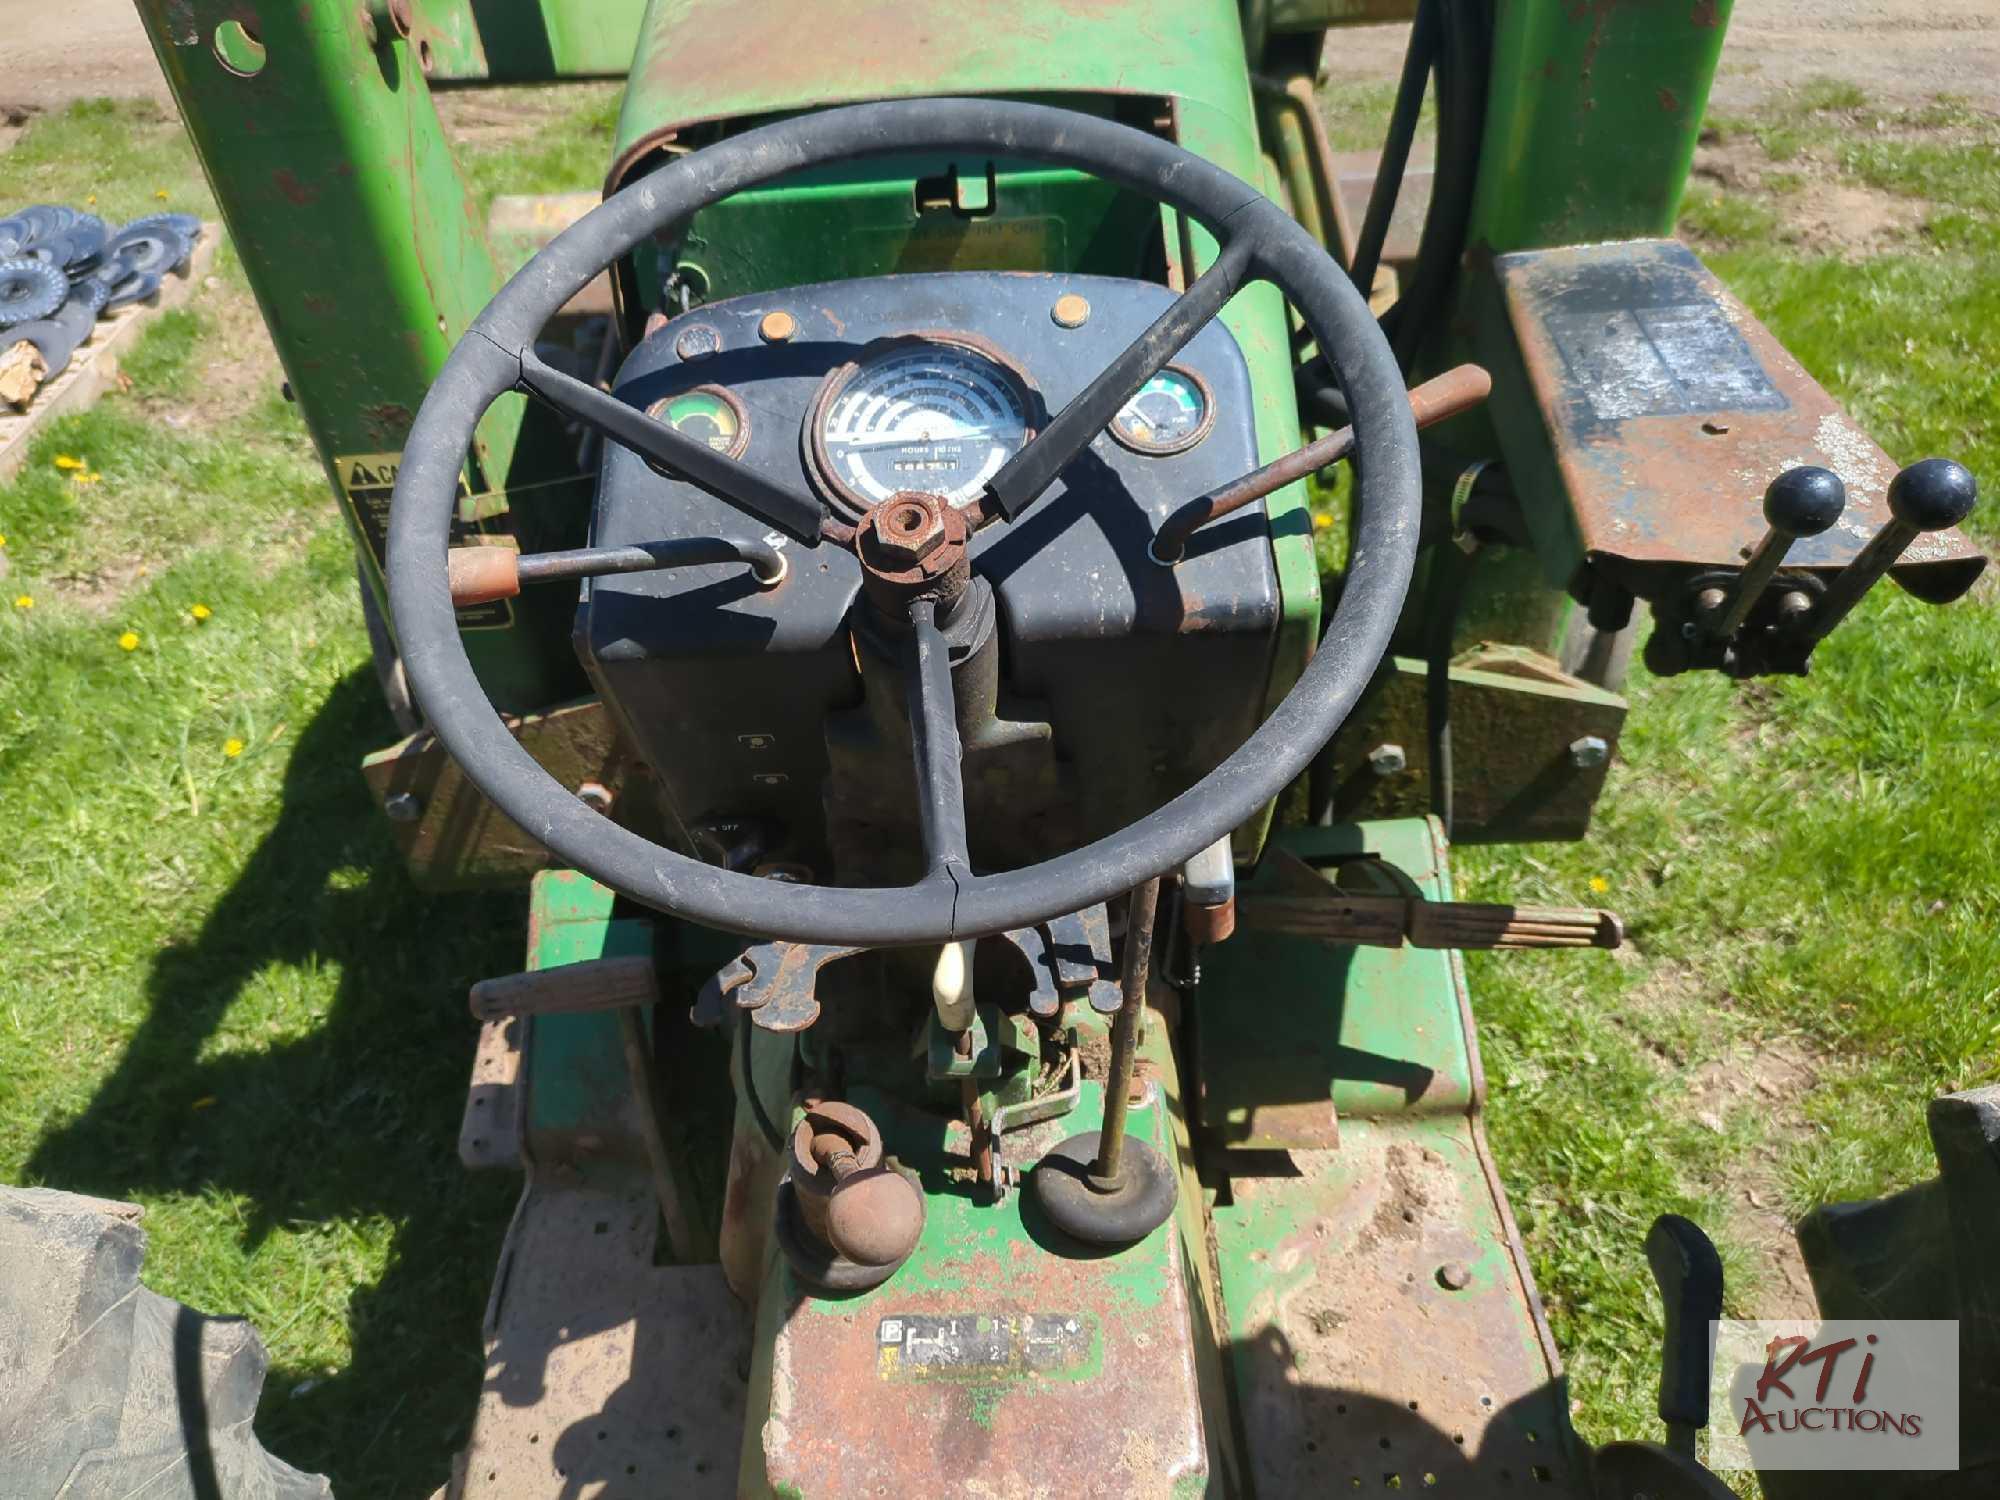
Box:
[1800,457,1979,643]
[1702,465,1846,640]
[777,1101,925,1291]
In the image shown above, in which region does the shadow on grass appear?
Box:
[29,667,525,1498]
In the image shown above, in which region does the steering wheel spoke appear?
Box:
[905,600,971,892]
[982,229,1263,521]
[509,339,827,545]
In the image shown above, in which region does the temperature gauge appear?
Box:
[648,385,749,460]
[1109,366,1212,456]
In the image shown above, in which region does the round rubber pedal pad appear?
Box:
[0,257,70,327]
[1029,1131,1179,1246]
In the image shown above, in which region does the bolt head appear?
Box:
[1569,734,1611,769]
[1051,292,1091,329]
[862,493,949,569]
[382,791,423,823]
[1436,1262,1473,1290]
[1367,743,1407,777]
[576,781,614,815]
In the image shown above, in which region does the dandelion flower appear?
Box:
[53,454,83,471]
[1588,875,1610,895]
[1312,512,1334,532]
[0,534,7,547]
[223,737,245,758]
[191,603,212,621]
[12,595,31,610]
[154,188,169,200]
[72,469,101,486]
[118,630,140,651]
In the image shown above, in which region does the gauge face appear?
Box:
[811,339,1032,516]
[1109,366,1213,456]
[649,385,747,459]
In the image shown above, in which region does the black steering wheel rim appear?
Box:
[388,96,1422,947]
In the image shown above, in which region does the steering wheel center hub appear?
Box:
[855,491,972,615]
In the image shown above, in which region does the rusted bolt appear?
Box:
[1693,585,1729,617]
[1437,1262,1473,1290]
[1368,743,1407,777]
[758,309,796,343]
[1569,735,1610,769]
[863,493,948,569]
[383,792,423,823]
[577,781,614,815]
[1775,589,1815,626]
[385,0,414,36]
[1052,292,1091,329]
[674,323,722,361]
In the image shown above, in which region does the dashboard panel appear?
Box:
[578,271,1281,880]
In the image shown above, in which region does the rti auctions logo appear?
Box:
[1710,1319,1958,1472]
[1737,1329,1921,1439]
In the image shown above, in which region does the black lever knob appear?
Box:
[1803,457,1978,642]
[1705,465,1846,639]
[1645,1213,1725,1458]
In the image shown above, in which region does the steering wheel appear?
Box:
[388,97,1421,948]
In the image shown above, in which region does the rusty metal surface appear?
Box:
[454,1177,748,1500]
[748,1034,1212,1497]
[459,1016,525,1171]
[728,941,868,1033]
[359,699,626,888]
[1492,240,1985,599]
[1214,1117,1589,1496]
[1329,649,1626,843]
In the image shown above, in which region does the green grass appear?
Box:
[3,69,1996,1499]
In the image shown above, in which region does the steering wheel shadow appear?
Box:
[26,666,522,1498]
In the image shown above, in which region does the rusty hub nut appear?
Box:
[824,1165,925,1268]
[863,493,949,570]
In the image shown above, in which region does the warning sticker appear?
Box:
[876,1313,1094,1382]
[335,451,513,631]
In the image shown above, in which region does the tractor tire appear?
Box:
[358,559,421,736]
[0,1187,333,1500]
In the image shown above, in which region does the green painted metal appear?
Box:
[131,0,587,713]
[739,1007,1226,1498]
[1197,818,1477,1136]
[1466,0,1735,253]
[407,0,650,82]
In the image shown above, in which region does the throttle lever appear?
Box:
[1645,1214,1725,1458]
[1703,465,1846,640]
[1801,457,1979,643]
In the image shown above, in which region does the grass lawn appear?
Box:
[1,77,1995,1498]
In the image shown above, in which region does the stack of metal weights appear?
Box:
[0,205,203,393]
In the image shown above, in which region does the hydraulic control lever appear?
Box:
[1799,457,1979,644]
[1700,465,1846,641]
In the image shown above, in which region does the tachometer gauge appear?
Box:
[1108,366,1212,456]
[808,337,1033,519]
[648,385,748,460]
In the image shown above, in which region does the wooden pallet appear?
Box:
[0,225,221,483]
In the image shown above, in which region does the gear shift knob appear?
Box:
[1804,457,1979,643]
[1705,466,1846,640]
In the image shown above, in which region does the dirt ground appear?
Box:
[5,0,1998,121]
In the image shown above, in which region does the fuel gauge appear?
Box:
[648,385,749,460]
[1109,366,1213,456]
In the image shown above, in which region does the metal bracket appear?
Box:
[985,1049,1083,1200]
